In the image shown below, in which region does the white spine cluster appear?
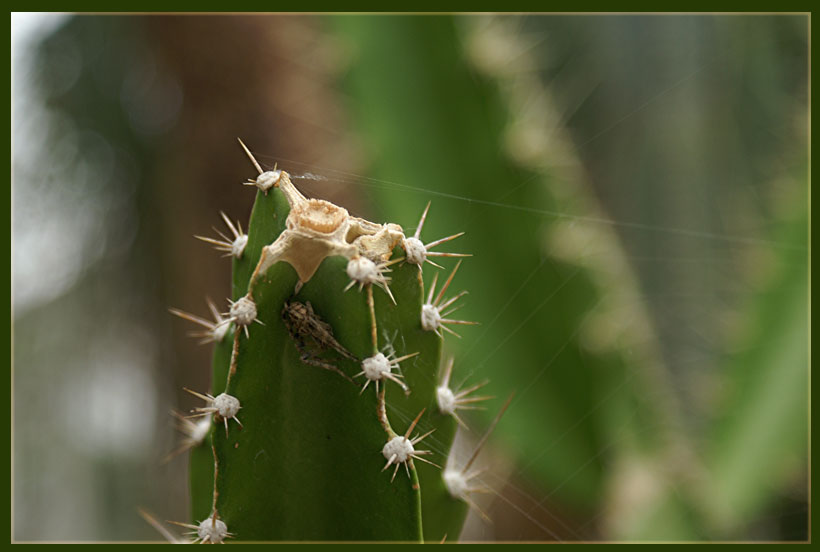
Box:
[421,303,442,332]
[362,353,392,380]
[230,296,257,326]
[195,211,248,259]
[344,256,398,304]
[382,436,415,465]
[436,385,457,415]
[197,517,231,544]
[420,261,476,338]
[231,234,249,258]
[164,513,233,544]
[346,256,379,284]
[213,393,241,419]
[185,388,243,437]
[356,351,418,394]
[169,297,231,345]
[442,468,469,500]
[435,357,491,428]
[403,236,427,265]
[223,295,264,338]
[253,169,282,193]
[402,201,469,269]
[381,409,438,482]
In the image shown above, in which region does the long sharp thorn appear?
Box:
[441,325,463,338]
[169,308,214,329]
[425,231,465,250]
[195,235,231,248]
[412,428,436,444]
[439,290,468,311]
[206,297,220,319]
[237,137,263,174]
[383,454,397,471]
[434,260,462,307]
[457,395,494,404]
[405,408,426,439]
[214,229,232,244]
[412,455,441,469]
[381,282,397,305]
[220,211,239,238]
[414,201,431,240]
[427,251,471,258]
[463,393,515,473]
[392,351,420,364]
[456,380,490,397]
[441,304,466,318]
[183,388,213,402]
[426,272,439,304]
[442,319,479,326]
[167,520,200,530]
[163,443,191,464]
[139,508,182,543]
[465,496,492,523]
[441,357,455,388]
[425,259,445,269]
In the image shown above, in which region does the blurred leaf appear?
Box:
[705,196,808,534]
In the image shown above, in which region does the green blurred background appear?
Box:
[11,13,808,541]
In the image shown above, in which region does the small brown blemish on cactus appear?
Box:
[281,300,358,383]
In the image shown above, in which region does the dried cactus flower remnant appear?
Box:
[240,144,404,287]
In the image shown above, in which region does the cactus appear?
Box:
[165,141,493,542]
